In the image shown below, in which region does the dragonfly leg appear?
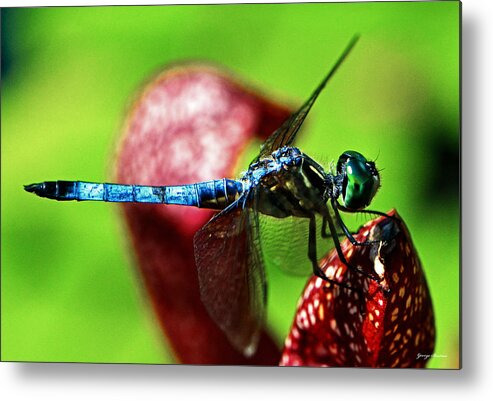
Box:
[330,198,380,247]
[308,215,367,294]
[322,215,359,239]
[308,215,327,279]
[337,203,401,223]
[334,202,402,248]
[321,208,381,282]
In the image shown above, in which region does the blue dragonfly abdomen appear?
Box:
[24,179,244,209]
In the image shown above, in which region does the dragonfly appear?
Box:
[25,35,388,357]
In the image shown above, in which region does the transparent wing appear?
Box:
[259,210,345,276]
[193,193,266,357]
[259,214,313,276]
[254,35,360,162]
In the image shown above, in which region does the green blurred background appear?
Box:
[1,2,459,368]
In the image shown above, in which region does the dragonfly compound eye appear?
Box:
[337,150,380,210]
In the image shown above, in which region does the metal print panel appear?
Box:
[1,1,460,368]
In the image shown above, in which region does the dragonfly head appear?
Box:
[336,151,380,210]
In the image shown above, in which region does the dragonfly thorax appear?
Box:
[243,146,330,219]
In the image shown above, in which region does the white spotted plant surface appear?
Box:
[281,211,435,367]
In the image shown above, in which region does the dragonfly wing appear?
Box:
[254,35,360,162]
[259,214,313,276]
[259,212,344,276]
[193,193,266,357]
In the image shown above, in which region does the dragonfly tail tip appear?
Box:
[24,183,43,196]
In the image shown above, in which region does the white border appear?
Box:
[2,0,492,400]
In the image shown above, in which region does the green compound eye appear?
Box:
[337,150,380,210]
